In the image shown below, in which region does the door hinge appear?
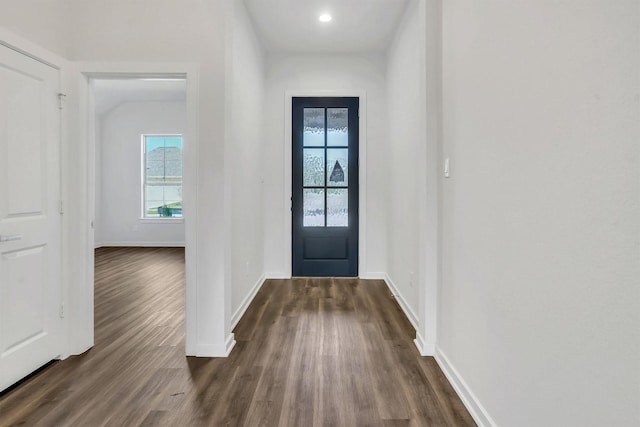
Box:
[59,200,64,215]
[60,303,65,319]
[57,93,67,110]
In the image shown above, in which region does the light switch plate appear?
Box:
[444,157,450,178]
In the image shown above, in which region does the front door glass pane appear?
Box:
[303,108,325,146]
[327,189,348,227]
[326,148,348,187]
[303,189,325,227]
[303,148,325,186]
[327,108,348,146]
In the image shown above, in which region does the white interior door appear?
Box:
[0,44,63,392]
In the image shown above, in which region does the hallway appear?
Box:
[0,247,474,426]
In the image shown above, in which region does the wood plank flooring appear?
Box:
[0,247,475,427]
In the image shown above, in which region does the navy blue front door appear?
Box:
[292,97,359,277]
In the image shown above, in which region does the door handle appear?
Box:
[0,234,22,243]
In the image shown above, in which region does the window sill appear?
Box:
[139,218,184,224]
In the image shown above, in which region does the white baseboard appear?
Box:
[231,274,266,330]
[414,334,428,356]
[225,334,236,356]
[193,334,236,357]
[264,272,388,280]
[435,346,496,427]
[383,274,419,331]
[359,272,386,280]
[265,272,290,279]
[95,241,185,248]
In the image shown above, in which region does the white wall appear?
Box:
[263,53,388,278]
[64,0,230,356]
[226,0,266,324]
[0,0,71,57]
[96,101,186,247]
[0,0,247,357]
[4,4,638,425]
[385,0,426,326]
[439,1,640,426]
[68,0,230,356]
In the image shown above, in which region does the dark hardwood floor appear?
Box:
[0,247,475,426]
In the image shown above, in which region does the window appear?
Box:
[142,135,183,218]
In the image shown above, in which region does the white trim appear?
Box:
[225,334,236,356]
[78,62,200,356]
[414,334,430,356]
[383,274,419,331]
[283,90,368,277]
[265,272,290,279]
[435,347,496,427]
[183,66,199,356]
[138,219,185,224]
[95,242,185,248]
[231,274,266,329]
[0,28,62,70]
[72,69,95,357]
[415,0,442,371]
[194,334,236,358]
[359,272,386,280]
[0,40,58,69]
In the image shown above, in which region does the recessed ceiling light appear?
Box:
[319,13,332,23]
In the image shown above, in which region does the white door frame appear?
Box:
[283,90,368,278]
[78,62,199,355]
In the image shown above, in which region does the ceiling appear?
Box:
[91,2,410,111]
[93,79,186,117]
[243,0,410,53]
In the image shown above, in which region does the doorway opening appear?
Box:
[88,75,190,349]
[91,77,187,248]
